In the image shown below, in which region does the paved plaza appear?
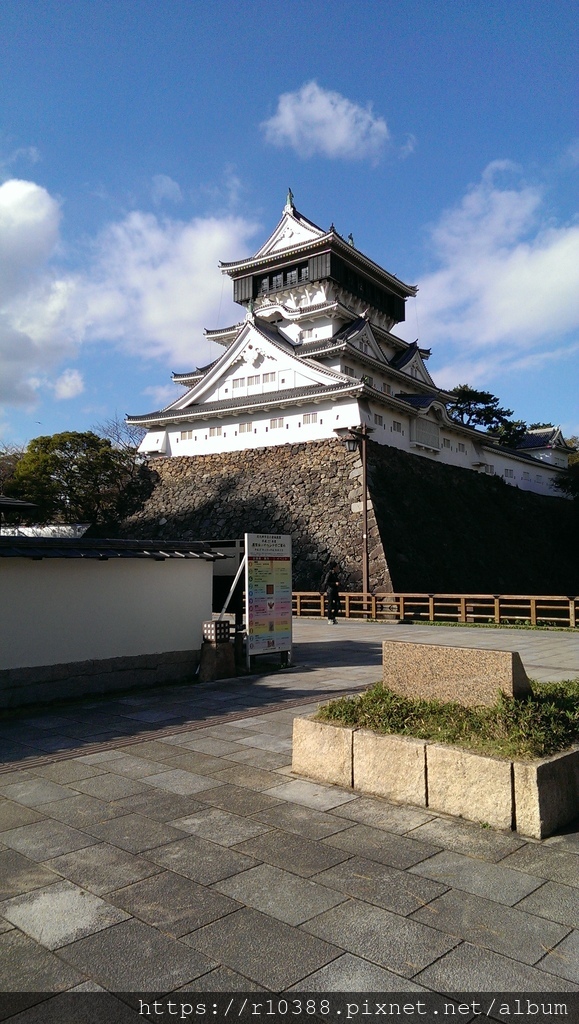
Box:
[0,619,578,1008]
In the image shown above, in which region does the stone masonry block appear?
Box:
[382,640,531,707]
[353,730,427,806]
[292,716,353,788]
[513,748,579,839]
[426,744,513,829]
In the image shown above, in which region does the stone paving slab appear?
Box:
[0,618,577,996]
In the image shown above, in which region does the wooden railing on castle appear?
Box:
[292,592,578,628]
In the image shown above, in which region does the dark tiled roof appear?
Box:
[516,428,572,451]
[390,341,419,370]
[395,393,439,409]
[0,538,226,560]
[333,317,368,342]
[0,495,37,510]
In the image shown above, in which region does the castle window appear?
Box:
[443,438,451,448]
[303,412,317,425]
[209,426,222,437]
[535,474,543,483]
[504,468,514,478]
[239,422,252,433]
[300,329,313,341]
[286,269,298,286]
[381,383,392,395]
[270,417,284,430]
[342,365,355,377]
[272,273,283,290]
[374,414,383,426]
[300,263,309,282]
[232,377,245,389]
[522,471,530,480]
[180,430,193,440]
[457,442,466,453]
[392,420,402,433]
[263,372,276,383]
[260,277,269,294]
[247,375,260,386]
[359,341,369,354]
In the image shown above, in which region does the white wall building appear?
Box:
[128,193,572,497]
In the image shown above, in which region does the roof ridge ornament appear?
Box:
[284,187,295,213]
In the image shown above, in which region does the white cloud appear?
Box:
[404,163,579,386]
[0,177,257,413]
[52,368,84,400]
[261,81,389,161]
[151,174,183,204]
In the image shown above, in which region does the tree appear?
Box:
[5,431,152,528]
[0,440,25,493]
[448,385,527,447]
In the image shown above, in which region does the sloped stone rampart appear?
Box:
[122,437,578,593]
[123,440,393,592]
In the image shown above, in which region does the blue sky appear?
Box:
[1,0,578,446]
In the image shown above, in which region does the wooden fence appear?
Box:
[293,592,578,628]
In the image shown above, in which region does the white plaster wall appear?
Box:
[0,557,213,670]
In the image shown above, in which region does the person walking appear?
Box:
[321,561,341,624]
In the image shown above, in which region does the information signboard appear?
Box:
[244,533,292,663]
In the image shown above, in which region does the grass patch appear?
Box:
[316,679,579,761]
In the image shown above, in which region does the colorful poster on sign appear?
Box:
[245,533,292,661]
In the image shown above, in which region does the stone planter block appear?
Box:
[292,716,354,788]
[427,744,513,829]
[354,730,427,806]
[513,748,579,839]
[382,641,531,707]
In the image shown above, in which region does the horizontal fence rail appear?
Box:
[293,592,578,628]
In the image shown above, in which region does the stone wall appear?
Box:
[122,438,578,595]
[123,440,392,592]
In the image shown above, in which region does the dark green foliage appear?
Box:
[5,431,153,530]
[317,679,579,760]
[449,384,517,431]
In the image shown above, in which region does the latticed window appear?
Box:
[411,419,440,448]
[374,414,383,426]
[247,375,260,386]
[303,412,317,425]
[270,417,284,430]
[232,377,245,389]
[263,372,276,383]
[239,422,252,433]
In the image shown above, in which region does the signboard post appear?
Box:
[244,533,292,670]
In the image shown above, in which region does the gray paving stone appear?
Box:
[407,815,526,862]
[237,733,292,754]
[108,870,240,937]
[266,778,357,811]
[175,737,246,756]
[0,848,62,900]
[2,990,142,1024]
[77,750,125,764]
[501,844,579,887]
[57,918,216,991]
[172,965,263,992]
[410,888,570,964]
[538,930,579,984]
[170,807,272,846]
[0,879,129,949]
[223,747,292,770]
[198,784,284,816]
[409,850,545,905]
[302,899,459,978]
[183,907,342,989]
[143,834,260,885]
[332,796,433,834]
[105,754,174,779]
[233,829,351,877]
[2,778,74,806]
[0,799,44,832]
[213,862,347,925]
[313,856,449,915]
[46,843,162,895]
[40,794,127,828]
[323,823,441,870]
[517,881,579,928]
[1,819,98,861]
[69,775,151,801]
[543,830,579,855]
[288,952,428,992]
[0,930,84,991]
[31,762,105,784]
[111,790,206,822]
[85,813,186,853]
[211,764,288,791]
[414,940,579,991]
[252,801,354,840]
[162,751,238,774]
[143,769,224,796]
[111,739,179,762]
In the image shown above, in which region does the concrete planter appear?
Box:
[292,715,579,839]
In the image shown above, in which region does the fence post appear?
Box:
[570,599,576,629]
[530,598,537,626]
[399,595,405,621]
[459,596,466,623]
[428,595,435,621]
[494,597,500,624]
[320,593,324,619]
